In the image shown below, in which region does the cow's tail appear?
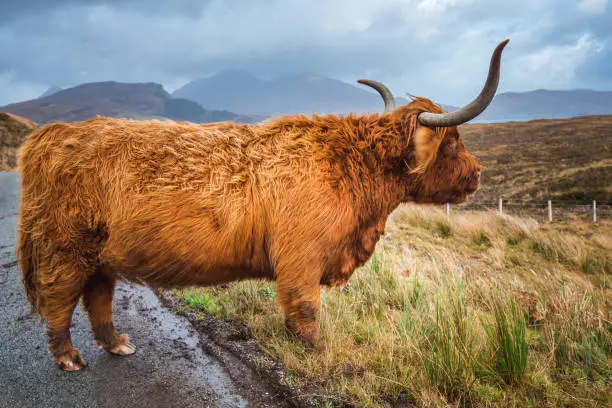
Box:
[17,224,40,313]
[16,126,43,314]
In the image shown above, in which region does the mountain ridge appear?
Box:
[0,81,255,124]
[173,70,412,116]
[3,74,612,124]
[174,70,612,121]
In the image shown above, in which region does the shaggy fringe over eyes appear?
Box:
[396,97,449,177]
[410,125,447,177]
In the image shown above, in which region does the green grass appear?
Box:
[183,292,223,318]
[581,254,611,275]
[485,297,529,384]
[173,206,611,407]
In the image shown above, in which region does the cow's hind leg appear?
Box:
[83,271,136,356]
[43,253,88,371]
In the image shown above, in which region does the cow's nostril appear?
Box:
[464,171,480,194]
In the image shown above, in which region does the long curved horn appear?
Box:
[418,39,509,127]
[357,79,396,114]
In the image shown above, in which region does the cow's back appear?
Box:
[18,118,255,222]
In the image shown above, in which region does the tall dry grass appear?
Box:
[176,206,611,407]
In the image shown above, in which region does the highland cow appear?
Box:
[17,40,508,371]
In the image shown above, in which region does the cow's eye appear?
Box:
[442,139,458,159]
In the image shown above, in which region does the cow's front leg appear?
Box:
[276,270,321,349]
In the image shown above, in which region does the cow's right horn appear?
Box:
[358,79,396,114]
[418,39,509,127]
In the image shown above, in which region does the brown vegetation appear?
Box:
[0,112,38,171]
[461,115,612,202]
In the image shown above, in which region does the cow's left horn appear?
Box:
[358,79,396,114]
[418,39,509,127]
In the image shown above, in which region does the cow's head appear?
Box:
[358,39,508,204]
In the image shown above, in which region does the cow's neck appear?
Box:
[317,116,411,222]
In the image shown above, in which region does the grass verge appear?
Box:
[173,206,611,407]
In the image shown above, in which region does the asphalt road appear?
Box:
[0,172,252,408]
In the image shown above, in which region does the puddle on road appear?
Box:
[114,283,249,408]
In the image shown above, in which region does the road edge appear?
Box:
[157,291,333,408]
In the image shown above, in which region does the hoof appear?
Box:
[54,352,87,371]
[285,319,320,351]
[301,337,326,352]
[100,333,136,356]
[109,342,137,356]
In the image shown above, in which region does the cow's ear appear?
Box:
[412,126,444,173]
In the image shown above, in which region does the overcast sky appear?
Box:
[0,0,610,106]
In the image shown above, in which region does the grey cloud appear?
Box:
[0,0,209,23]
[0,1,107,23]
[0,0,610,106]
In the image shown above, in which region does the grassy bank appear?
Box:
[174,206,611,407]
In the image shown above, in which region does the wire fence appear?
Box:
[447,200,612,223]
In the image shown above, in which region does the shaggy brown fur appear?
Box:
[17,97,482,370]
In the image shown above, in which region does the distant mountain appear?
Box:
[174,71,612,121]
[7,76,611,125]
[1,81,256,124]
[1,82,171,123]
[163,98,254,123]
[475,89,612,122]
[173,71,410,116]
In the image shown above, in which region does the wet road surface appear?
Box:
[0,172,257,408]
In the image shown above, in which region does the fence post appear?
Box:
[498,198,503,216]
[548,200,552,222]
[446,203,450,218]
[593,200,597,223]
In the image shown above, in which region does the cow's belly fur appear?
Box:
[98,201,275,288]
[98,202,386,290]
